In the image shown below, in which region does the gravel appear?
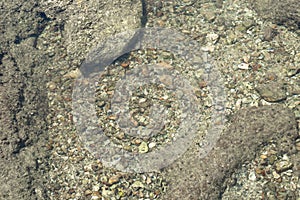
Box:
[1,0,299,199]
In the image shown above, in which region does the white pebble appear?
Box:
[237,63,249,70]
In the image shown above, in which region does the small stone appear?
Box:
[92,184,100,192]
[132,180,144,188]
[91,191,101,199]
[263,26,277,41]
[248,171,256,181]
[256,82,287,102]
[139,98,147,104]
[47,82,56,91]
[121,61,130,68]
[282,154,289,161]
[133,138,142,145]
[206,33,219,43]
[146,176,152,184]
[201,45,215,52]
[123,145,132,151]
[275,160,293,173]
[268,155,277,165]
[116,132,125,140]
[102,188,113,198]
[108,175,120,185]
[255,168,266,176]
[85,189,93,196]
[237,63,249,70]
[107,115,117,120]
[82,178,89,185]
[202,11,216,22]
[283,169,293,176]
[149,142,156,149]
[63,68,81,79]
[272,171,281,179]
[260,154,268,159]
[139,142,149,153]
[243,55,251,63]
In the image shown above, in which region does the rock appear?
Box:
[139,142,149,153]
[47,81,57,91]
[256,82,287,102]
[132,180,144,188]
[85,190,93,196]
[161,105,298,199]
[149,142,156,149]
[250,0,300,30]
[275,161,293,173]
[0,2,50,199]
[238,63,250,70]
[108,175,121,185]
[91,191,101,200]
[248,171,257,181]
[63,68,81,79]
[202,10,216,22]
[272,171,281,179]
[263,26,277,41]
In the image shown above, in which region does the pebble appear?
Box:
[149,142,156,149]
[263,26,277,41]
[84,189,93,196]
[256,82,287,102]
[201,45,215,52]
[63,68,81,79]
[102,188,113,198]
[248,171,256,181]
[138,141,149,153]
[272,171,281,179]
[202,10,216,22]
[121,61,130,68]
[206,33,219,43]
[91,191,101,199]
[268,155,277,165]
[47,82,57,91]
[260,154,267,159]
[132,180,144,188]
[275,161,293,173]
[108,175,121,185]
[237,63,250,70]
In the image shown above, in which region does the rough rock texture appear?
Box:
[0,1,51,199]
[0,0,142,199]
[250,0,300,29]
[256,82,287,102]
[162,105,298,200]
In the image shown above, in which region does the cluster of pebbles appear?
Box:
[45,0,299,199]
